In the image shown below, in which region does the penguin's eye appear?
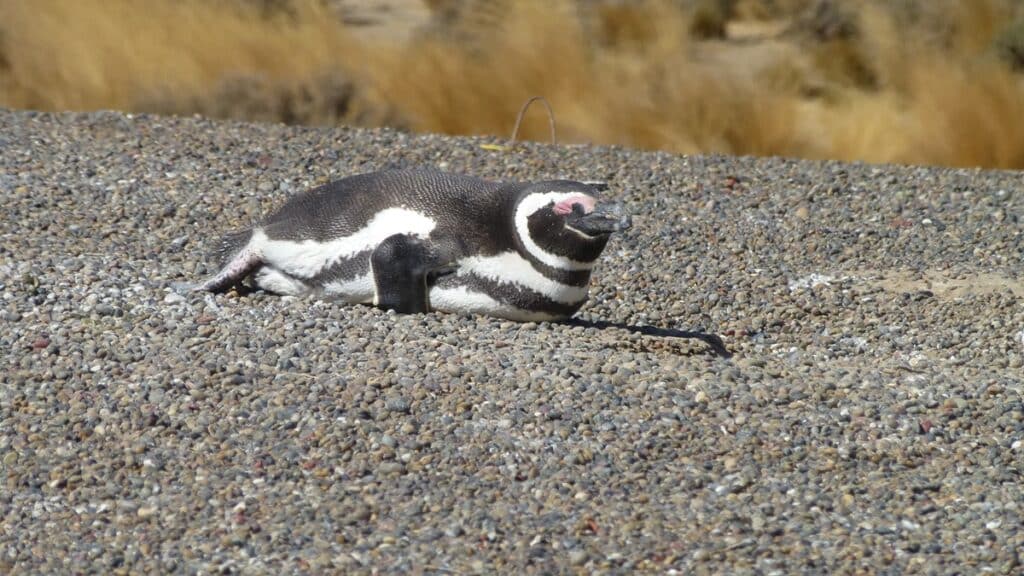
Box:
[571,203,586,216]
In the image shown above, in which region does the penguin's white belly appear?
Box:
[428,251,589,321]
[428,285,565,322]
[453,252,589,304]
[259,207,436,279]
[322,272,375,304]
[310,271,572,321]
[252,266,377,302]
[313,253,587,321]
[248,206,436,301]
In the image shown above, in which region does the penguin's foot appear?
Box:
[197,243,263,293]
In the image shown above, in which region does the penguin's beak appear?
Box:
[567,202,632,236]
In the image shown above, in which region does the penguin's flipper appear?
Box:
[370,234,449,314]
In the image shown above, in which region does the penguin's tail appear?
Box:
[211,228,254,268]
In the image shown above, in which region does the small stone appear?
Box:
[378,462,404,475]
[344,506,371,525]
[164,293,185,304]
[385,397,411,413]
[569,550,588,566]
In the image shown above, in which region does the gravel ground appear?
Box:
[1,109,1022,574]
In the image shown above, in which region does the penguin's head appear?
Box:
[513,181,632,267]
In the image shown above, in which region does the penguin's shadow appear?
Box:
[566,319,732,358]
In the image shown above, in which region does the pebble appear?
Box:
[0,109,1021,574]
[384,396,411,413]
[569,550,589,566]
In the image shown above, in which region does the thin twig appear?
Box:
[510,96,557,145]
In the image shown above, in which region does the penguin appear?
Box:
[197,169,631,321]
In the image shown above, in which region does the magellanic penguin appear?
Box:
[198,169,631,321]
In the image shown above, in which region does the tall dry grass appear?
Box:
[0,0,361,119]
[1,0,1023,169]
[801,2,1024,168]
[359,1,804,157]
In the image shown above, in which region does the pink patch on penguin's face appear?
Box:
[553,195,597,216]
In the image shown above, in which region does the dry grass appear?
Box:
[0,0,358,116]
[359,1,800,157]
[1,0,1024,169]
[802,2,1024,168]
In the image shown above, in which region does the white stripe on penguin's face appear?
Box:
[514,192,596,271]
[257,208,436,279]
[456,251,588,305]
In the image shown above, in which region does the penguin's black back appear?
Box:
[260,170,513,247]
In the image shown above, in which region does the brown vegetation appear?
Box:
[2,0,1024,169]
